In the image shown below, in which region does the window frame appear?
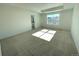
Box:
[47,13,60,25]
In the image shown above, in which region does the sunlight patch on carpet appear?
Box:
[32,29,56,42]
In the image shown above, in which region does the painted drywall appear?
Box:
[40,9,73,30]
[71,5,79,53]
[0,4,40,39]
[0,42,2,56]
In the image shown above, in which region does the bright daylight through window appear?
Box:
[47,14,60,25]
[32,29,56,42]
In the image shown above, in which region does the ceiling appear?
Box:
[6,3,75,13]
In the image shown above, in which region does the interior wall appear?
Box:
[0,41,2,56]
[71,5,79,53]
[0,4,40,39]
[40,9,73,31]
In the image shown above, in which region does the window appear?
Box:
[47,14,60,25]
[32,29,56,42]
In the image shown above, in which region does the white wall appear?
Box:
[0,41,2,56]
[40,9,73,30]
[0,4,40,39]
[71,5,79,53]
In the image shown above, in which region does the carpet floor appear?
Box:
[0,28,78,56]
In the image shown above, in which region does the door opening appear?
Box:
[31,15,35,30]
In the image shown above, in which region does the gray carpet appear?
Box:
[0,28,78,56]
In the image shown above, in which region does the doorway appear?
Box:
[31,15,35,30]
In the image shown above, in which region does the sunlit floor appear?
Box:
[32,29,56,41]
[0,28,78,56]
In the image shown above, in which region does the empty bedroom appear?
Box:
[0,3,79,56]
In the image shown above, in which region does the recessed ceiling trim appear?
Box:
[41,5,64,13]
